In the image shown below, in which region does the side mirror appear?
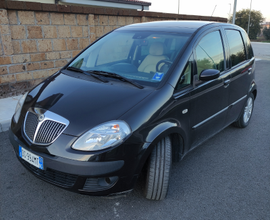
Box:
[199,69,220,81]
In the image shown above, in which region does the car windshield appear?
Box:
[68,30,191,87]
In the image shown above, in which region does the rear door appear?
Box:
[222,28,255,124]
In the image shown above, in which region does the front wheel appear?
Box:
[233,93,254,128]
[144,136,172,200]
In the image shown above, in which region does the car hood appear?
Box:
[28,71,153,136]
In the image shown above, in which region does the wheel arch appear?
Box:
[134,122,187,175]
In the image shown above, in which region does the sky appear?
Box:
[148,0,270,22]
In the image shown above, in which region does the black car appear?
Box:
[9,21,257,200]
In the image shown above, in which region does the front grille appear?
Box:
[20,158,78,188]
[23,108,69,145]
[34,120,66,144]
[24,112,39,141]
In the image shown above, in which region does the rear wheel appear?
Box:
[233,93,254,128]
[144,136,172,200]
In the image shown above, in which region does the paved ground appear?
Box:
[1,60,269,220]
[251,42,270,60]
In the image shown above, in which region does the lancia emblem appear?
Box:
[38,114,45,121]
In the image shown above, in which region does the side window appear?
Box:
[175,57,192,90]
[195,31,225,77]
[225,30,246,67]
[241,30,254,59]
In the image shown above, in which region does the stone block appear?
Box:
[53,39,66,51]
[38,39,52,52]
[88,14,95,26]
[94,15,99,26]
[47,68,58,76]
[70,6,83,14]
[12,54,30,64]
[126,17,133,25]
[90,34,96,43]
[89,26,95,34]
[2,35,14,55]
[10,81,29,92]
[35,12,50,25]
[133,17,141,23]
[71,26,83,38]
[57,5,70,13]
[16,72,33,81]
[0,66,8,75]
[0,9,9,24]
[77,14,88,26]
[12,41,21,54]
[50,13,64,25]
[46,52,60,60]
[108,16,117,26]
[55,59,68,68]
[95,26,103,37]
[8,11,18,25]
[21,40,37,53]
[26,62,40,71]
[58,26,71,38]
[99,15,108,26]
[27,26,43,39]
[43,26,57,39]
[32,70,47,79]
[66,39,78,50]
[0,74,16,84]
[29,78,43,88]
[18,11,35,25]
[79,38,89,49]
[30,53,46,62]
[83,7,95,15]
[24,2,42,11]
[42,4,57,12]
[0,56,12,65]
[104,26,112,34]
[0,25,10,35]
[40,61,54,69]
[60,51,71,59]
[118,16,126,26]
[82,26,89,37]
[9,64,26,73]
[72,50,81,58]
[64,14,76,25]
[10,25,25,39]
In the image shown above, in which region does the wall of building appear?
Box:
[0,1,227,98]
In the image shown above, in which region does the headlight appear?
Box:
[13,93,28,123]
[72,121,131,151]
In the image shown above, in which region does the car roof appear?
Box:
[117,21,216,34]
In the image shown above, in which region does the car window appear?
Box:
[241,30,254,59]
[68,30,191,87]
[175,57,193,90]
[225,30,246,67]
[195,31,225,77]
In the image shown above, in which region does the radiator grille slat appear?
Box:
[24,109,68,145]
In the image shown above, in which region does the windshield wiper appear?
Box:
[87,70,144,89]
[66,66,108,83]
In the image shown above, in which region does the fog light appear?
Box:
[82,176,118,192]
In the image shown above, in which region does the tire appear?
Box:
[233,93,254,128]
[144,136,172,200]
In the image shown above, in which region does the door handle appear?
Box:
[224,79,230,88]
[248,67,252,74]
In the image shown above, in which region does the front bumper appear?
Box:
[9,130,138,196]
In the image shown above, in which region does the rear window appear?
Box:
[225,30,246,67]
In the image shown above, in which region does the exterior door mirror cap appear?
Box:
[199,69,220,81]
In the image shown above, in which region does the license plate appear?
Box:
[19,146,43,170]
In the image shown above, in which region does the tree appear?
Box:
[263,27,270,40]
[229,9,265,40]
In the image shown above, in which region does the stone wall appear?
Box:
[0,1,227,98]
